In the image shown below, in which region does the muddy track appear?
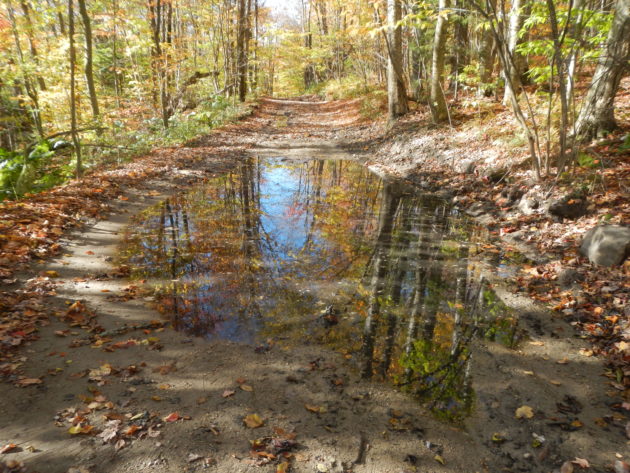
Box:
[0,99,624,473]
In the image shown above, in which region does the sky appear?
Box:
[263,0,300,18]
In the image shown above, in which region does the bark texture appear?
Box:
[386,0,408,120]
[430,0,450,122]
[574,0,630,141]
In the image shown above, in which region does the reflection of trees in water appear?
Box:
[119,157,518,418]
[358,182,517,419]
[120,157,382,341]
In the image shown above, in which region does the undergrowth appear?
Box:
[0,98,251,201]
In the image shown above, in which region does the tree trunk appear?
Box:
[574,0,630,141]
[430,0,450,122]
[237,0,249,102]
[77,0,100,119]
[6,0,43,137]
[68,0,82,177]
[477,0,496,97]
[502,0,526,105]
[19,0,47,91]
[565,0,586,102]
[386,0,408,121]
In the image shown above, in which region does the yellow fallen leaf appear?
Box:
[515,405,534,419]
[240,384,253,392]
[243,414,264,428]
[68,424,93,435]
[434,454,445,465]
[305,404,327,414]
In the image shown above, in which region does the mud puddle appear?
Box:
[116,157,524,420]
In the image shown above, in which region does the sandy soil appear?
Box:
[0,99,627,473]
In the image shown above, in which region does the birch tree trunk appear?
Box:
[502,0,525,106]
[574,0,630,141]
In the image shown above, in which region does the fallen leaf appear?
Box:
[164,412,180,422]
[187,453,203,463]
[0,444,18,454]
[560,461,574,473]
[240,384,253,392]
[515,405,534,419]
[305,404,327,414]
[68,424,94,435]
[572,457,590,468]
[243,414,264,428]
[614,461,630,473]
[16,378,42,387]
[434,454,445,465]
[277,462,289,473]
[124,425,141,436]
[222,390,235,398]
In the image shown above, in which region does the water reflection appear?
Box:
[118,157,518,419]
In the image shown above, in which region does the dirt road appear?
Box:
[0,99,625,473]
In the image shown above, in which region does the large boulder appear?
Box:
[580,225,630,267]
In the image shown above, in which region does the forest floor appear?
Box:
[0,97,628,473]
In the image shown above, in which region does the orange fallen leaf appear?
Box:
[17,378,42,387]
[164,412,180,422]
[0,444,18,454]
[124,425,141,436]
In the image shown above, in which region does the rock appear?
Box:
[517,190,544,216]
[557,268,583,289]
[483,166,508,183]
[548,194,588,220]
[459,160,476,174]
[580,225,630,267]
[465,202,490,217]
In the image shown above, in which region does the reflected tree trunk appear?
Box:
[362,182,401,378]
[381,199,413,378]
